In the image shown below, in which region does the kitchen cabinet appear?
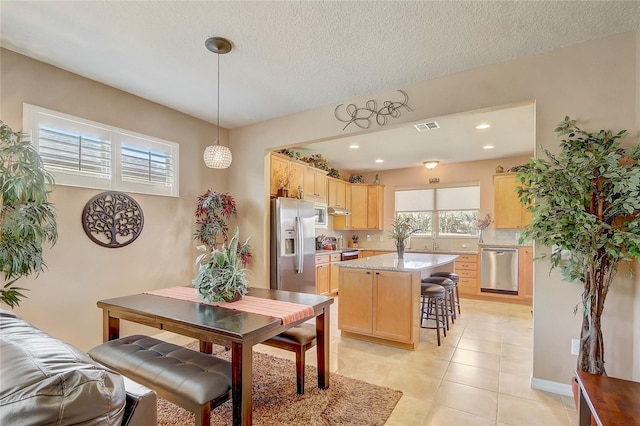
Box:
[349,184,384,230]
[359,250,388,259]
[269,152,304,199]
[454,254,479,296]
[329,253,341,294]
[315,254,331,295]
[304,167,328,203]
[518,246,533,301]
[328,178,347,208]
[333,183,352,230]
[494,173,531,229]
[339,265,421,349]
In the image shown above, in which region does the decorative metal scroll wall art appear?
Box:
[334,89,412,130]
[82,191,144,248]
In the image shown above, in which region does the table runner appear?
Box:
[144,286,315,325]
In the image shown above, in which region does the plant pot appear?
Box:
[277,188,289,198]
[396,241,405,259]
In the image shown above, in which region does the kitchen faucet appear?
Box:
[432,236,439,251]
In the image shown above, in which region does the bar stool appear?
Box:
[420,283,447,346]
[431,272,461,314]
[422,277,456,326]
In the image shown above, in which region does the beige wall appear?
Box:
[229,31,640,387]
[0,49,230,351]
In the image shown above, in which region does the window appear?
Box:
[23,104,179,197]
[395,185,480,237]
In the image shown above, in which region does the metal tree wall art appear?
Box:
[82,191,144,248]
[334,89,411,130]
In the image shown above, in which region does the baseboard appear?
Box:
[530,377,573,397]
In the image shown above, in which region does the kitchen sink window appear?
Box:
[395,185,480,237]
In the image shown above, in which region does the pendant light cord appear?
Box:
[216,48,220,146]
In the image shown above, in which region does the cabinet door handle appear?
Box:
[375,272,380,275]
[366,271,371,275]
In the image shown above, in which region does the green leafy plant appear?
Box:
[388,216,420,243]
[0,121,57,308]
[517,116,640,375]
[193,227,251,303]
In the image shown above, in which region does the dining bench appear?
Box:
[89,335,232,426]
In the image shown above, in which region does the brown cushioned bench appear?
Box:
[89,335,232,426]
[262,322,317,394]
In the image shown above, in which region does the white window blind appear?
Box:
[395,189,434,211]
[436,186,480,210]
[23,104,179,197]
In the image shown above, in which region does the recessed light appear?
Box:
[349,144,360,149]
[483,145,494,150]
[476,124,491,130]
[423,161,439,169]
[375,159,384,163]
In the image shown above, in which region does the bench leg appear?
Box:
[196,403,211,426]
[295,347,305,394]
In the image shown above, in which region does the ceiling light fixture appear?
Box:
[475,124,491,130]
[203,37,233,169]
[483,144,495,150]
[423,161,439,169]
[349,144,360,149]
[375,159,384,163]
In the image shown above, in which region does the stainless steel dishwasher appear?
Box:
[480,247,518,295]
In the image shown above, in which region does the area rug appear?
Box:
[157,342,402,425]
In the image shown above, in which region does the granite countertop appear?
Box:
[316,249,341,255]
[338,252,459,272]
[355,248,478,255]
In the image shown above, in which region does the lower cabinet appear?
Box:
[338,267,420,348]
[518,247,533,301]
[329,253,341,294]
[454,254,479,296]
[315,254,331,295]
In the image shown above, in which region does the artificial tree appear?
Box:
[0,121,57,308]
[517,116,640,375]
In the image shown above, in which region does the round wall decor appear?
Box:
[82,191,144,248]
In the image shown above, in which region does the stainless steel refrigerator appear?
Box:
[271,197,316,294]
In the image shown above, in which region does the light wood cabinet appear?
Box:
[338,268,374,334]
[359,250,388,259]
[304,167,328,203]
[494,173,531,229]
[349,184,384,230]
[454,254,479,296]
[315,254,331,295]
[338,267,420,349]
[518,247,533,300]
[269,153,304,199]
[333,183,352,230]
[328,178,347,208]
[329,253,341,294]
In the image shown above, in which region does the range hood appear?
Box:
[327,206,351,215]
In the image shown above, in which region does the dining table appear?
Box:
[96,286,334,426]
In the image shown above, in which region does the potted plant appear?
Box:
[273,165,296,197]
[193,227,251,303]
[388,216,420,259]
[517,116,640,377]
[0,121,57,308]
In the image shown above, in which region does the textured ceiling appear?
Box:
[2,1,639,131]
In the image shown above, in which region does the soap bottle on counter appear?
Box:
[337,235,344,250]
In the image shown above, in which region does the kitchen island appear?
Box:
[338,253,458,350]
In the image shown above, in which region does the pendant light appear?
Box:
[203,37,233,169]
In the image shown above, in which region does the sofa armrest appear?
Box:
[121,377,157,426]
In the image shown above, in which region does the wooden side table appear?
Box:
[576,370,640,425]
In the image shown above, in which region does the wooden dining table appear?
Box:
[97,287,334,426]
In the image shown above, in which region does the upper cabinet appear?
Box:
[493,173,531,229]
[349,184,384,230]
[328,178,347,208]
[269,152,325,202]
[304,167,328,203]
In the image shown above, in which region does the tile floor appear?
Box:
[253,297,578,426]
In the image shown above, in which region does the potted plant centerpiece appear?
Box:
[388,216,420,259]
[0,121,57,308]
[474,213,493,243]
[517,117,640,379]
[193,190,252,302]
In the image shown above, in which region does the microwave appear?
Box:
[314,203,328,228]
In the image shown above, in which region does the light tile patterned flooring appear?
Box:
[254,297,578,426]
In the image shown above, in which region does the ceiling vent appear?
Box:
[414,121,440,132]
